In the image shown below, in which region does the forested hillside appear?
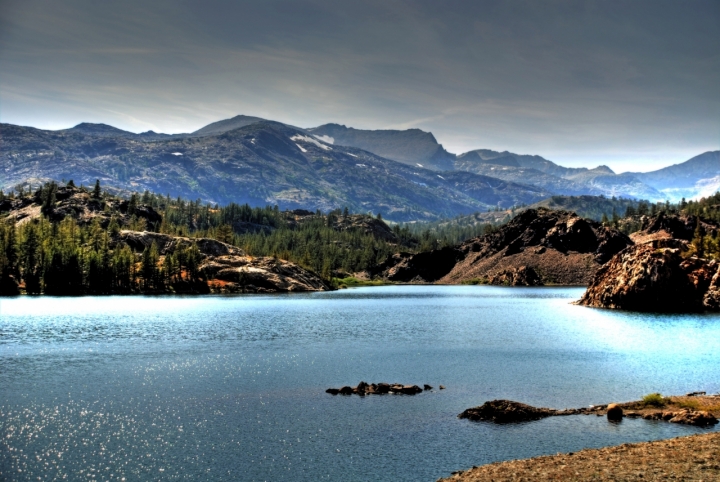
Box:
[0,181,493,295]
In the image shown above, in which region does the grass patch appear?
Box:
[333,277,390,289]
[641,392,669,408]
[675,399,701,410]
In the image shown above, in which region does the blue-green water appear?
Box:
[1,286,719,481]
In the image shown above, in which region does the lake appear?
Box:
[1,286,720,481]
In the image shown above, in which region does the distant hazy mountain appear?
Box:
[0,121,551,221]
[458,149,592,178]
[201,119,645,202]
[456,149,664,200]
[629,151,720,201]
[62,122,178,141]
[3,113,714,218]
[190,115,268,137]
[562,166,663,201]
[307,123,456,171]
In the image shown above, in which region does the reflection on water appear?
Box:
[1,286,719,481]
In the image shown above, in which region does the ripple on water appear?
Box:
[1,286,720,481]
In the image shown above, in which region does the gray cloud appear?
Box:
[1,0,718,171]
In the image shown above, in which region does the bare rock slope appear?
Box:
[377,208,632,285]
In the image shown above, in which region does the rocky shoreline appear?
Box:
[458,394,720,427]
[447,393,720,481]
[577,242,720,312]
[440,432,720,481]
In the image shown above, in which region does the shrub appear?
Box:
[641,392,668,407]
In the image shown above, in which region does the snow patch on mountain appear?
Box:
[290,134,332,151]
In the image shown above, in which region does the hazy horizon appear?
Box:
[1,0,718,173]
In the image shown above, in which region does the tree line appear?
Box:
[0,181,495,295]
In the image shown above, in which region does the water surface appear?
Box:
[1,286,719,481]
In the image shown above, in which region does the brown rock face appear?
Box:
[201,256,329,293]
[375,209,631,285]
[577,243,719,312]
[640,212,699,241]
[703,267,720,309]
[487,266,543,286]
[444,209,632,285]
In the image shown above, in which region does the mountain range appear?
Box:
[1,114,717,221]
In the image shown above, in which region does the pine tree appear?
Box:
[92,179,102,199]
[21,224,42,294]
[141,242,160,291]
[41,182,57,215]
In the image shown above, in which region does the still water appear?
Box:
[1,286,719,481]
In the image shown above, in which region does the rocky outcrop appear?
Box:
[116,230,329,293]
[459,396,719,427]
[639,212,699,241]
[487,266,543,286]
[642,409,718,427]
[202,255,329,293]
[117,230,243,256]
[380,208,632,285]
[577,243,719,312]
[703,267,720,309]
[2,185,163,228]
[325,381,431,396]
[380,247,464,282]
[628,212,719,248]
[278,211,400,243]
[458,400,585,423]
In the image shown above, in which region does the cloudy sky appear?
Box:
[1,0,718,172]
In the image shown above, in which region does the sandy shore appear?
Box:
[440,431,720,481]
